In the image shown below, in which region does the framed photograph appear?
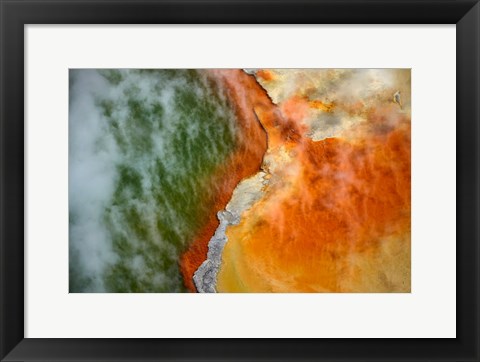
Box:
[1,0,479,361]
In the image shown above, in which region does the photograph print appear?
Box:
[69,68,411,293]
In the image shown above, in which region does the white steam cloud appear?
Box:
[69,70,119,291]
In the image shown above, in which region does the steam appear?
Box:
[69,70,119,291]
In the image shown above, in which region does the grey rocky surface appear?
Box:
[193,172,267,293]
[193,210,240,293]
[242,68,258,75]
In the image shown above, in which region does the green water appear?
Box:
[69,69,239,292]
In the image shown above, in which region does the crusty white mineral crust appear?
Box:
[193,172,267,293]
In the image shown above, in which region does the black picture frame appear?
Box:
[1,1,479,361]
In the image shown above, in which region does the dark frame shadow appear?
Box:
[0,1,478,361]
